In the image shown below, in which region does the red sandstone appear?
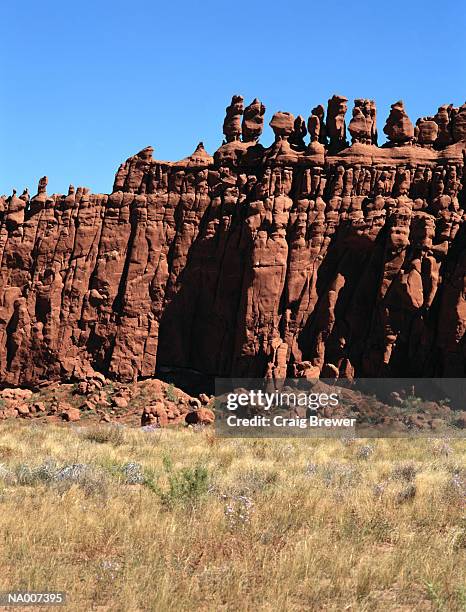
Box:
[1,95,466,387]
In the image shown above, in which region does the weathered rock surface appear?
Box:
[0,377,214,427]
[1,94,466,386]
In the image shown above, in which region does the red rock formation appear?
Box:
[1,94,466,387]
[223,95,244,143]
[349,99,377,145]
[242,98,266,143]
[326,95,349,151]
[383,101,414,145]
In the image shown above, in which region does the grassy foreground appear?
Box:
[0,423,464,611]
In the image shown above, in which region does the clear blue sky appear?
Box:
[1,0,465,195]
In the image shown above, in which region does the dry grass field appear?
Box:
[0,422,464,611]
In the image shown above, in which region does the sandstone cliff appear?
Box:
[1,95,466,387]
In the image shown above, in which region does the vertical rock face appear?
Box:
[1,94,466,387]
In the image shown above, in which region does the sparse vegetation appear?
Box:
[102,382,115,395]
[0,422,464,611]
[83,424,125,446]
[398,394,424,413]
[165,382,178,403]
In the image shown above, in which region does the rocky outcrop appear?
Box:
[0,377,214,427]
[1,94,466,387]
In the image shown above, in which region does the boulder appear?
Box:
[185,408,215,425]
[60,406,81,422]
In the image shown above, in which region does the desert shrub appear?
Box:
[15,459,58,485]
[165,383,178,403]
[396,483,417,504]
[120,462,145,485]
[155,455,209,507]
[223,494,254,529]
[54,463,91,482]
[442,469,466,505]
[390,461,418,482]
[398,395,424,413]
[11,460,110,498]
[356,444,375,460]
[83,425,125,446]
[164,466,209,507]
[57,465,110,499]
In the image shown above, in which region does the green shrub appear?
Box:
[154,454,209,507]
[398,395,423,413]
[163,465,209,507]
[165,383,178,403]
